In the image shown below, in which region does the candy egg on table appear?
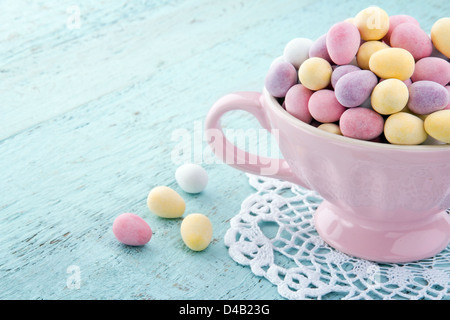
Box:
[384,112,428,145]
[371,79,409,115]
[298,57,332,91]
[407,80,450,115]
[424,110,450,144]
[112,213,152,246]
[180,213,213,251]
[283,37,314,69]
[431,17,450,58]
[147,186,186,218]
[369,48,415,81]
[175,163,208,194]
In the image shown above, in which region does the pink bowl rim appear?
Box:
[263,88,450,152]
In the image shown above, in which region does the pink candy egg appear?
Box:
[327,21,361,65]
[309,34,333,63]
[383,15,420,46]
[335,70,378,108]
[411,57,450,86]
[390,23,433,60]
[265,60,297,98]
[113,213,152,246]
[340,108,384,141]
[308,89,346,123]
[408,80,450,115]
[285,84,313,123]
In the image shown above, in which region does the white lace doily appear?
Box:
[224,174,450,300]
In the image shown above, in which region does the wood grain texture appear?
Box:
[0,0,448,300]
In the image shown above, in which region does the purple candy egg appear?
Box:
[309,34,333,63]
[408,81,450,115]
[331,65,361,89]
[265,61,297,98]
[335,70,378,108]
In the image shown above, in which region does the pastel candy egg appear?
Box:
[354,7,390,41]
[340,107,384,140]
[317,123,342,135]
[334,70,378,108]
[424,110,450,143]
[390,23,433,60]
[356,41,389,70]
[284,84,313,123]
[298,57,332,91]
[180,213,213,251]
[326,21,361,65]
[147,186,186,218]
[331,65,361,89]
[175,163,208,194]
[445,86,450,110]
[283,38,314,69]
[309,34,332,63]
[384,112,428,145]
[265,60,297,98]
[411,57,450,86]
[308,89,346,123]
[369,48,415,81]
[383,15,420,45]
[112,213,152,246]
[371,79,409,115]
[407,81,450,115]
[431,18,450,58]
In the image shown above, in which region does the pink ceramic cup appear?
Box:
[205,88,450,263]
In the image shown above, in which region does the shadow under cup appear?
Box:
[205,88,450,263]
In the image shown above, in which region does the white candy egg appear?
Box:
[175,164,208,194]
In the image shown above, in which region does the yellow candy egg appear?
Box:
[356,41,389,70]
[431,18,450,59]
[147,186,186,218]
[180,213,213,251]
[384,112,428,145]
[298,57,332,91]
[317,123,342,135]
[354,7,390,41]
[371,79,409,115]
[369,48,415,81]
[424,110,450,143]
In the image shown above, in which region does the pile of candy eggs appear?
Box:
[266,7,450,145]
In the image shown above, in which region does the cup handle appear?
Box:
[205,91,307,188]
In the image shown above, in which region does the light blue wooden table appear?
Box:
[0,0,448,300]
